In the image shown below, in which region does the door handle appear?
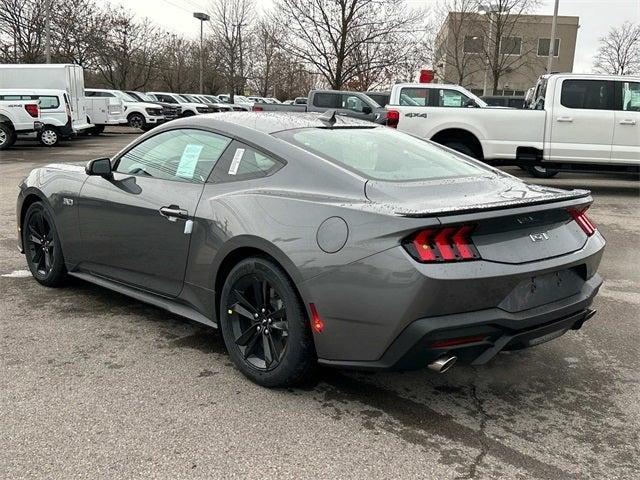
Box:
[557,116,573,123]
[159,205,188,221]
[619,119,637,125]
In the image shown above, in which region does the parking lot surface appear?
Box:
[1,130,639,479]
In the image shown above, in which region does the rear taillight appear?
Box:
[568,207,596,236]
[404,225,480,263]
[386,109,399,128]
[24,103,39,118]
[252,105,264,112]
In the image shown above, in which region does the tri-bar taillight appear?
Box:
[404,225,480,263]
[568,207,596,236]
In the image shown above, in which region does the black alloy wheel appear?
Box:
[219,257,316,387]
[23,202,67,287]
[128,113,146,130]
[227,273,289,371]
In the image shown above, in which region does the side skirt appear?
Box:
[68,271,218,329]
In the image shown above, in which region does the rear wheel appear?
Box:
[219,257,316,387]
[89,125,105,136]
[525,165,559,178]
[37,126,59,147]
[0,122,15,150]
[442,141,479,159]
[22,202,68,287]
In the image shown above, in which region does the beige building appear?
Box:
[434,13,579,96]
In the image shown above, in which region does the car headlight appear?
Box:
[145,108,161,115]
[196,107,208,113]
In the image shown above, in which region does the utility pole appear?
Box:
[193,12,210,94]
[45,0,51,63]
[547,0,560,73]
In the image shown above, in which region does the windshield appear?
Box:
[135,92,154,102]
[177,95,192,103]
[276,127,487,182]
[235,95,250,103]
[204,95,220,103]
[115,91,138,103]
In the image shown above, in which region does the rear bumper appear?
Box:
[318,273,601,370]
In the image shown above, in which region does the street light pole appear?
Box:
[193,12,210,94]
[547,0,560,73]
[45,0,51,63]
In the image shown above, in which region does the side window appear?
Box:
[210,141,284,183]
[115,129,231,183]
[399,88,428,106]
[38,96,60,109]
[313,93,340,109]
[560,80,613,110]
[620,82,640,112]
[436,89,470,107]
[342,94,366,112]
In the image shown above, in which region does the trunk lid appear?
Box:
[366,174,593,264]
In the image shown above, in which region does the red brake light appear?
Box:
[568,207,596,236]
[407,225,480,263]
[309,303,324,333]
[24,103,39,118]
[386,109,399,128]
[252,105,264,112]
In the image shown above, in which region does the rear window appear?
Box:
[276,127,487,181]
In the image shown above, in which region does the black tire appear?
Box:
[525,165,560,178]
[127,112,146,130]
[219,257,316,387]
[22,202,68,287]
[0,122,15,150]
[443,141,479,159]
[89,125,105,136]
[37,126,59,147]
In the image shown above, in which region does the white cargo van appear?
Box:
[0,64,93,134]
[84,95,128,135]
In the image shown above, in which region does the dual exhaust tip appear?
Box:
[428,355,457,374]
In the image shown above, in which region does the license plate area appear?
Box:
[499,268,583,313]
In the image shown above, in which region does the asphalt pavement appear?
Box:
[1,129,638,479]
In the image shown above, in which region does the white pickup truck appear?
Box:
[386,73,640,177]
[0,96,42,150]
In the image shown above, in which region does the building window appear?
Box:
[538,38,560,56]
[500,37,522,55]
[463,35,483,54]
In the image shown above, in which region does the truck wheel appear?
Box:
[38,126,60,147]
[0,123,16,150]
[127,112,146,130]
[89,125,105,136]
[525,166,559,178]
[443,141,478,159]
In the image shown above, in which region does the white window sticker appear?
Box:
[176,144,204,179]
[228,148,245,175]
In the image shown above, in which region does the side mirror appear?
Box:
[362,105,372,115]
[465,99,479,108]
[85,157,112,177]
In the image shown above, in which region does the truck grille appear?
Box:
[162,106,180,120]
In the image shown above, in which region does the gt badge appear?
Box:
[529,232,549,242]
[63,198,74,206]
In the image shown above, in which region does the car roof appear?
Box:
[179,111,377,135]
[0,88,65,95]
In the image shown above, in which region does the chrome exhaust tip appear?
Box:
[428,355,457,374]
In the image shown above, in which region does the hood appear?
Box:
[131,101,162,109]
[185,102,208,108]
[365,173,590,217]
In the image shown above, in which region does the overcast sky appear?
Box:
[105,0,639,73]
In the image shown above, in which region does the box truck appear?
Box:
[0,64,93,134]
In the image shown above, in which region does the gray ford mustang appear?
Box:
[16,112,605,387]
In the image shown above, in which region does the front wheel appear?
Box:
[219,257,316,387]
[37,126,59,147]
[22,202,68,287]
[127,112,146,130]
[0,122,16,150]
[525,165,559,178]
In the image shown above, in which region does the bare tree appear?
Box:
[593,22,640,75]
[210,0,254,101]
[274,0,425,90]
[251,19,285,97]
[51,0,106,68]
[0,0,46,62]
[475,0,540,95]
[93,8,163,90]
